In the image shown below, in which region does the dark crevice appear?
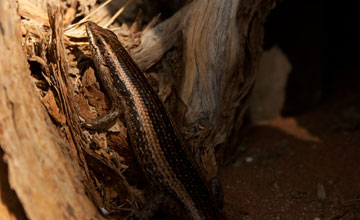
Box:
[0,147,28,220]
[264,0,360,116]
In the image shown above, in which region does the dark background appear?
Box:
[264,0,360,115]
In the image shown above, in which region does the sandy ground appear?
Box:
[221,87,360,219]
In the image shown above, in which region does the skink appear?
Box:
[84,21,220,220]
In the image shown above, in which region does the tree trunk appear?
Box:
[0,1,104,220]
[133,0,276,176]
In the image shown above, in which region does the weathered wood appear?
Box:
[133,0,277,177]
[0,1,103,219]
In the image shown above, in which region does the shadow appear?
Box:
[261,0,360,157]
[0,147,28,220]
[264,0,360,115]
[221,121,360,219]
[105,0,185,24]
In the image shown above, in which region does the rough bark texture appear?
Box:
[133,0,276,177]
[0,1,103,220]
[0,0,276,219]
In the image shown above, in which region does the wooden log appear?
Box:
[0,1,104,219]
[133,0,277,177]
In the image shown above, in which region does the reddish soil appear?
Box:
[221,89,360,219]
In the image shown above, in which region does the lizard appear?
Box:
[82,21,222,220]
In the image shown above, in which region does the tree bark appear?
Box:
[133,0,276,176]
[0,1,104,220]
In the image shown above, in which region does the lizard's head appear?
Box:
[86,21,120,60]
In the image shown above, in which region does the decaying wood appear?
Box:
[0,0,277,219]
[0,1,104,220]
[133,0,277,177]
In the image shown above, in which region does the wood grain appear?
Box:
[0,1,103,219]
[132,0,277,177]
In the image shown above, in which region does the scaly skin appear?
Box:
[85,21,220,220]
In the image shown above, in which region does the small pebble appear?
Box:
[317,183,327,200]
[245,156,253,163]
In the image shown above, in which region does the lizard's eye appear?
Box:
[96,39,102,45]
